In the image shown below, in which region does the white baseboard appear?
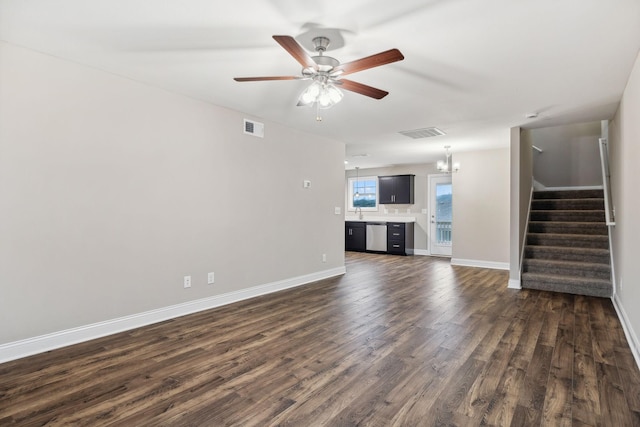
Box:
[612,294,640,371]
[541,185,604,191]
[508,279,522,289]
[451,258,510,270]
[413,249,429,256]
[0,266,346,364]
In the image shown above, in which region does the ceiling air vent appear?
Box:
[399,127,446,139]
[243,119,264,138]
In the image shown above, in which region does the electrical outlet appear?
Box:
[183,275,191,288]
[322,254,327,263]
[208,272,215,284]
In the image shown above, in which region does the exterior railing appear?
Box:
[436,221,452,244]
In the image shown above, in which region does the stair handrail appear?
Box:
[598,138,615,226]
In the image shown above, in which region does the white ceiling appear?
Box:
[1,0,639,168]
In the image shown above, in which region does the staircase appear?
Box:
[522,189,612,298]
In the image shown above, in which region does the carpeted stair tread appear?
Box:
[524,245,609,263]
[523,258,611,279]
[521,272,611,297]
[528,221,607,235]
[533,189,604,199]
[532,198,605,210]
[526,232,609,248]
[530,210,605,222]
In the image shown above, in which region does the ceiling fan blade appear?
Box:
[272,35,318,70]
[234,76,300,82]
[338,79,389,99]
[333,49,404,76]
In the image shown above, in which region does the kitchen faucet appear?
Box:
[355,206,363,220]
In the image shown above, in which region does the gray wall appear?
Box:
[452,148,510,267]
[0,42,346,344]
[527,121,602,188]
[609,50,640,364]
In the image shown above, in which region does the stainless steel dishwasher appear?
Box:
[366,222,387,252]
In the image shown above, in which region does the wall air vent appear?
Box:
[243,119,264,138]
[399,127,446,139]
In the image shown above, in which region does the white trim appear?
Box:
[612,294,640,371]
[541,185,604,191]
[347,175,379,212]
[599,138,615,225]
[0,267,346,364]
[413,249,429,256]
[608,225,617,299]
[451,258,510,270]
[518,184,534,282]
[532,179,546,191]
[508,279,522,289]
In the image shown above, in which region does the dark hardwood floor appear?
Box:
[2,252,640,426]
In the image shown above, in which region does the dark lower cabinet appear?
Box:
[387,222,415,255]
[345,221,366,252]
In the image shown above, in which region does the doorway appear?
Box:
[429,175,453,257]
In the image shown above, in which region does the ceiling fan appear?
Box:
[234,35,404,115]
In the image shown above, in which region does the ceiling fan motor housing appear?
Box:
[312,36,330,52]
[311,55,339,72]
[309,37,339,72]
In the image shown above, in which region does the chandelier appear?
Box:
[437,145,460,173]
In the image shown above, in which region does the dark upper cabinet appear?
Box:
[378,175,415,204]
[378,176,395,204]
[345,221,366,252]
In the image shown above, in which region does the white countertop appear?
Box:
[345,216,416,223]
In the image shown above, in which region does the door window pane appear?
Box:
[435,183,452,244]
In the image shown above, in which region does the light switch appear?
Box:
[335,207,341,215]
[303,180,311,188]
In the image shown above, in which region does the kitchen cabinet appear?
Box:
[378,175,415,204]
[387,222,415,255]
[345,221,366,252]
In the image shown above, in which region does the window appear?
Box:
[347,176,378,211]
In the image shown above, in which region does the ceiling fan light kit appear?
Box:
[234,34,404,120]
[297,79,343,108]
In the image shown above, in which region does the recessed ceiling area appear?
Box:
[1,0,638,169]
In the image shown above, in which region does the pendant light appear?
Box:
[436,145,460,173]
